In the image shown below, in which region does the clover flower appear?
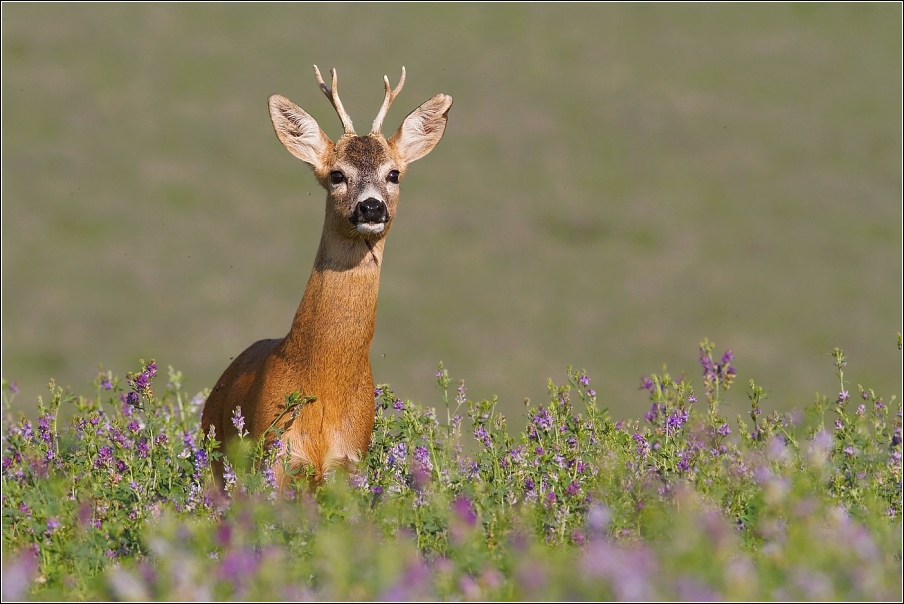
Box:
[531,407,553,432]
[387,442,407,467]
[474,426,491,448]
[414,446,433,473]
[231,406,248,438]
[95,446,113,469]
[666,409,689,435]
[37,415,53,444]
[45,517,60,534]
[137,438,150,459]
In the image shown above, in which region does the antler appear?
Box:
[313,65,355,135]
[371,67,406,135]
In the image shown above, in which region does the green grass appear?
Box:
[2,4,901,423]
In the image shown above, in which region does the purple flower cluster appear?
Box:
[699,345,736,398]
[666,409,689,435]
[474,426,492,448]
[126,360,158,405]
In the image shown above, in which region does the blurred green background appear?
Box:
[2,4,901,423]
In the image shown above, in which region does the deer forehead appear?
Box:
[331,135,398,177]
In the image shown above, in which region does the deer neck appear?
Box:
[281,227,386,372]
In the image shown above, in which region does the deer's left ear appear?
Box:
[388,94,453,165]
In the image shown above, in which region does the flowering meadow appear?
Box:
[2,339,901,600]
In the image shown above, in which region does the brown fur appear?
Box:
[201,69,452,487]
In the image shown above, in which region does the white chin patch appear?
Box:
[356,222,385,235]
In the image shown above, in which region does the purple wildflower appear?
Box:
[37,415,53,444]
[46,517,60,534]
[666,409,689,435]
[633,433,650,458]
[374,386,384,397]
[95,446,113,468]
[452,496,478,526]
[843,446,854,456]
[456,381,467,404]
[134,372,149,390]
[263,467,277,489]
[231,406,247,437]
[474,426,492,448]
[414,446,433,473]
[565,481,581,497]
[393,399,404,410]
[688,395,697,403]
[387,442,407,467]
[578,373,590,387]
[125,392,140,407]
[137,438,150,459]
[524,477,535,491]
[855,404,865,416]
[700,351,716,380]
[640,376,655,393]
[146,362,157,378]
[127,421,140,433]
[837,391,849,405]
[531,407,553,431]
[194,449,208,469]
[9,382,19,394]
[834,418,844,431]
[717,423,731,437]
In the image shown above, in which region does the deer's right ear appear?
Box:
[268,94,333,169]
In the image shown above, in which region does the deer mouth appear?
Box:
[354,221,386,235]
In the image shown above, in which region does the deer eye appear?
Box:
[387,170,400,184]
[329,171,345,185]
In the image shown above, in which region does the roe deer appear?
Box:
[201,66,452,486]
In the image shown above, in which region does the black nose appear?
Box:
[356,198,388,223]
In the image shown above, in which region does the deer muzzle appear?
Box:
[352,198,389,234]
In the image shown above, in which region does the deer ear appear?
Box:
[268,94,333,169]
[388,94,453,165]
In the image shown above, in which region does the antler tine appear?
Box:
[312,65,355,135]
[371,66,406,135]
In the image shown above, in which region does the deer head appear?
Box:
[267,66,453,247]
